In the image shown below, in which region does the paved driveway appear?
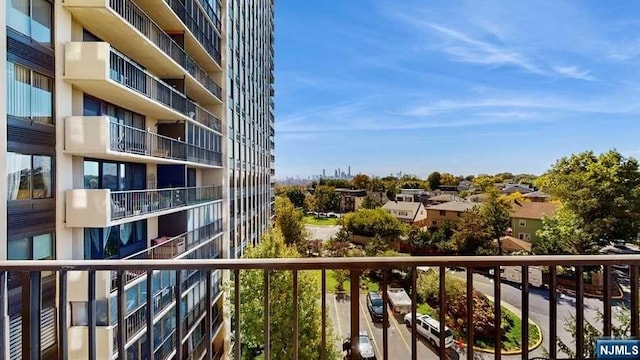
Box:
[327,293,460,359]
[306,224,341,241]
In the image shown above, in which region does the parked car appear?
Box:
[366,292,384,322]
[403,313,454,349]
[342,331,376,360]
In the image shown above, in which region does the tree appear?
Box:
[427,172,442,190]
[276,185,306,208]
[313,185,339,213]
[233,229,338,360]
[472,175,495,192]
[551,306,631,359]
[341,208,406,241]
[325,228,352,257]
[440,173,459,186]
[535,205,597,254]
[536,150,640,245]
[361,196,382,209]
[370,177,385,193]
[351,173,371,190]
[319,178,350,188]
[364,234,390,256]
[447,208,493,255]
[500,191,530,204]
[275,197,310,252]
[417,271,497,339]
[479,190,512,255]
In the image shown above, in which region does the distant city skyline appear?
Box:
[274,0,640,178]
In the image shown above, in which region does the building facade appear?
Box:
[1,0,274,358]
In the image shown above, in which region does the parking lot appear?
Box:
[327,293,460,360]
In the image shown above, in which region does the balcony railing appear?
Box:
[109,0,222,100]
[164,0,222,64]
[111,186,222,220]
[108,49,222,131]
[3,255,638,360]
[109,122,222,166]
[113,221,223,289]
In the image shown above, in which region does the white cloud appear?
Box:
[552,65,596,81]
[425,23,545,74]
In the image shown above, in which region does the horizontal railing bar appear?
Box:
[3,255,640,271]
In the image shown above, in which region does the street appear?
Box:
[306,224,341,242]
[327,293,460,360]
[325,270,628,359]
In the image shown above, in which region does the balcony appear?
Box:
[63,0,222,105]
[65,186,222,228]
[2,255,639,360]
[64,117,222,167]
[135,0,222,71]
[63,42,222,132]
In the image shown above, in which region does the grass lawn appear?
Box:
[417,302,541,352]
[323,270,380,293]
[303,216,339,226]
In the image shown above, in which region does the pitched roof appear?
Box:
[427,201,477,212]
[502,184,533,194]
[428,194,461,202]
[335,188,367,196]
[493,236,532,253]
[382,201,424,220]
[510,201,558,219]
[522,191,549,198]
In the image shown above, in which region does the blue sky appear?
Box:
[274,1,640,178]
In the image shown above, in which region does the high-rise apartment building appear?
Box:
[1,0,274,358]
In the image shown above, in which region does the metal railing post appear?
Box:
[575,266,584,358]
[466,267,474,360]
[350,269,360,359]
[263,270,270,360]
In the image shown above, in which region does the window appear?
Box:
[439,210,446,216]
[432,221,437,226]
[398,210,408,216]
[84,220,147,259]
[7,152,52,200]
[8,233,54,260]
[7,62,53,123]
[6,0,52,45]
[519,233,531,241]
[519,219,527,227]
[83,159,145,191]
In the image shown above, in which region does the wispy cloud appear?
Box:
[552,65,596,81]
[425,23,545,74]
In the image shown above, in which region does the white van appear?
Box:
[490,266,543,287]
[403,313,454,348]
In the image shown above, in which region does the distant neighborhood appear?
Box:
[279,173,558,253]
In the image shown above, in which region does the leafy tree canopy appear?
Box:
[350,173,371,190]
[341,208,407,240]
[234,229,337,360]
[275,196,310,252]
[536,150,640,244]
[427,172,442,190]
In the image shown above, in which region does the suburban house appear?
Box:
[466,193,488,203]
[335,188,367,213]
[397,189,431,205]
[427,194,463,205]
[501,184,534,194]
[509,202,559,243]
[382,201,428,227]
[522,191,550,202]
[425,201,477,228]
[457,180,473,191]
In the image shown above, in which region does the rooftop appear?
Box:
[427,201,477,212]
[510,201,559,219]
